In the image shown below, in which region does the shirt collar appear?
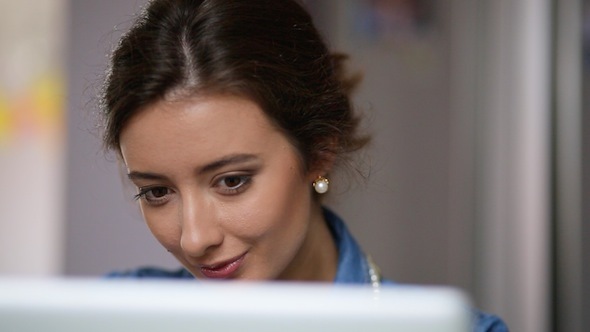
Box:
[323,207,371,284]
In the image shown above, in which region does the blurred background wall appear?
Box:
[0,0,67,275]
[1,1,588,332]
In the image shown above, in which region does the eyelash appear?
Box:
[133,174,252,206]
[213,174,252,195]
[134,186,173,206]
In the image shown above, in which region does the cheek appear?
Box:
[222,168,312,242]
[140,205,181,251]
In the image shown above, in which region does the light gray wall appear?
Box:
[319,2,457,287]
[582,3,590,329]
[584,81,590,332]
[65,1,456,285]
[554,0,585,331]
[65,2,563,331]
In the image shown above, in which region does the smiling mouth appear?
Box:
[199,253,246,279]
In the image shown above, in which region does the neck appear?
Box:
[277,204,338,282]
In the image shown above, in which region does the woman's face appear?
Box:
[119,94,326,280]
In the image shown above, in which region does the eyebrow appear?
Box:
[127,171,167,182]
[126,153,260,181]
[198,153,260,174]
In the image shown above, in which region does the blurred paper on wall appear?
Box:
[352,0,435,40]
[0,0,67,275]
[345,0,438,72]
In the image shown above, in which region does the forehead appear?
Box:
[119,94,299,172]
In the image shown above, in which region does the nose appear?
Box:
[179,193,224,258]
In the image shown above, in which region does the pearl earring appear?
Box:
[313,176,329,194]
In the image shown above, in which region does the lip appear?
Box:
[198,252,247,279]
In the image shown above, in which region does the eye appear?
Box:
[223,176,243,188]
[134,186,173,206]
[214,175,251,195]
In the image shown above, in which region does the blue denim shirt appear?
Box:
[322,208,509,332]
[108,208,509,332]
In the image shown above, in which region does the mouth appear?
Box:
[198,252,247,279]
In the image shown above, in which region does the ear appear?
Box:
[306,137,338,181]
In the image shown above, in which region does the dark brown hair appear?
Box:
[102,0,368,171]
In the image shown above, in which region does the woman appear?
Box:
[102,0,508,331]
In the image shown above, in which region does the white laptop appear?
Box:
[0,278,472,332]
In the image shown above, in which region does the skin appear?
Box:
[119,94,338,281]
